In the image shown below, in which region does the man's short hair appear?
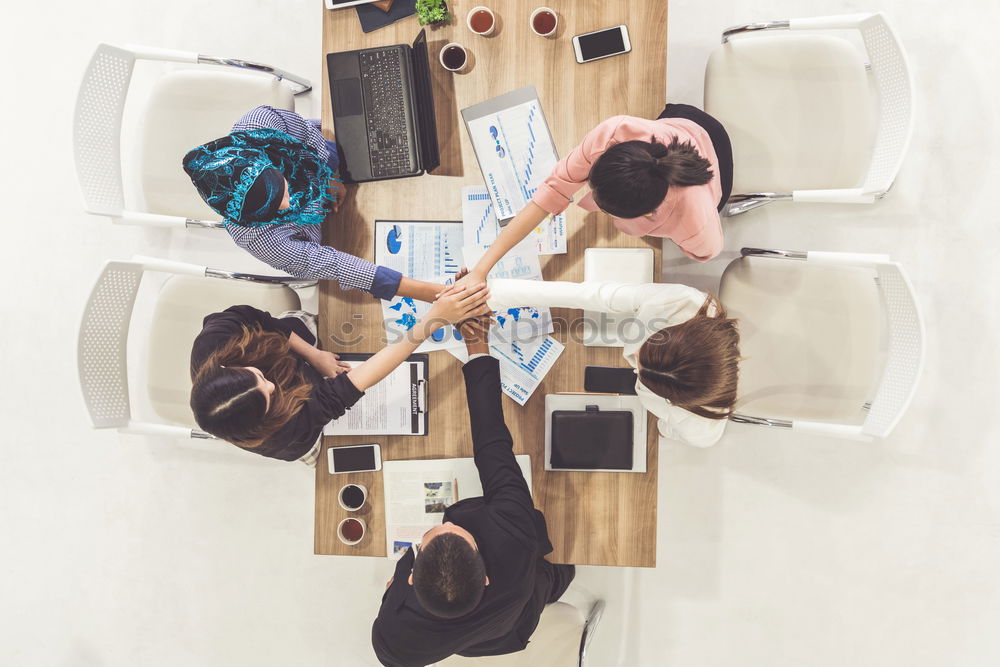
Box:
[412,532,486,619]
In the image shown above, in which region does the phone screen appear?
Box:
[578,27,626,61]
[331,446,377,472]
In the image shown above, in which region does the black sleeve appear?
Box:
[462,356,534,516]
[310,373,365,423]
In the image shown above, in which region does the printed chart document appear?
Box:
[374,220,465,352]
[449,336,564,406]
[324,354,428,436]
[462,86,560,221]
[383,455,532,560]
[462,185,566,255]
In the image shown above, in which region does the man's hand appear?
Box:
[459,316,491,355]
[329,177,347,213]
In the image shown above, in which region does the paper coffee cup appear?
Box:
[467,6,496,36]
[337,517,367,545]
[439,43,468,72]
[338,483,368,511]
[530,7,558,37]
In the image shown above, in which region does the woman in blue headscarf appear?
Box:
[183,106,441,303]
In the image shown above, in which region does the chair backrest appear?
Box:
[74,44,135,216]
[857,13,914,196]
[77,260,144,428]
[863,262,924,437]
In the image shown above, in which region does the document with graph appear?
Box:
[462,185,566,255]
[462,85,561,221]
[449,335,564,406]
[374,220,465,352]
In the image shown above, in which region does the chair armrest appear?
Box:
[792,188,877,204]
[120,421,217,439]
[111,210,222,229]
[131,255,208,277]
[790,13,874,31]
[125,44,199,63]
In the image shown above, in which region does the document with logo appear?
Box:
[462,86,560,221]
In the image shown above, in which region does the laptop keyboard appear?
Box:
[360,49,414,177]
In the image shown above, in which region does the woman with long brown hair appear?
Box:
[486,279,739,447]
[190,283,491,462]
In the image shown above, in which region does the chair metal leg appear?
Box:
[723,193,793,217]
[579,599,606,667]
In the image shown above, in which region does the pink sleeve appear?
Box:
[677,211,724,262]
[531,116,629,215]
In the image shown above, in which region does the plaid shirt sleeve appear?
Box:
[232,106,329,162]
[227,224,401,299]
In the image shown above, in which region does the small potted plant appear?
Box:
[415,0,452,27]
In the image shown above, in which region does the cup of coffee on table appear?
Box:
[338,483,368,511]
[467,6,496,36]
[439,43,468,72]
[530,7,558,37]
[337,517,367,545]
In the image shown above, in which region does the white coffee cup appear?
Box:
[529,7,558,37]
[467,6,496,36]
[439,42,469,72]
[337,517,367,546]
[338,483,368,511]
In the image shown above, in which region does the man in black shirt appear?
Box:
[371,318,575,666]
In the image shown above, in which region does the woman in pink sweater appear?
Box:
[458,105,732,287]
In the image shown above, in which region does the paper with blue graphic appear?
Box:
[375,221,466,352]
[449,335,564,406]
[462,241,553,342]
[462,185,566,255]
[464,87,560,220]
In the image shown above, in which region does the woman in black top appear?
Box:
[190,282,491,462]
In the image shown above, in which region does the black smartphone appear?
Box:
[584,366,637,395]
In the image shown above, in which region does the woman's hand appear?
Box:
[437,266,487,299]
[329,177,347,213]
[426,283,492,326]
[308,349,352,378]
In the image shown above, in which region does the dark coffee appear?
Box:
[532,10,556,35]
[341,518,364,542]
[340,484,365,510]
[470,9,494,33]
[442,46,467,70]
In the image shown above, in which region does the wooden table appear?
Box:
[316,0,667,567]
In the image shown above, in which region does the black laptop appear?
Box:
[327,29,440,183]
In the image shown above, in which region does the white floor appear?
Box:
[3,1,999,665]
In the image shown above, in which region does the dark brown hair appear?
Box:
[637,295,739,419]
[590,136,714,218]
[412,532,486,619]
[190,325,313,446]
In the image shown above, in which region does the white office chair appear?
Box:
[73,43,310,229]
[437,599,605,667]
[77,255,315,439]
[720,248,924,440]
[704,12,913,216]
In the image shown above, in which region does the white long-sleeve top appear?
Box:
[488,279,727,448]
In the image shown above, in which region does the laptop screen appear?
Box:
[411,29,440,173]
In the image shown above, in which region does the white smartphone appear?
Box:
[325,0,380,9]
[572,24,632,64]
[328,444,382,473]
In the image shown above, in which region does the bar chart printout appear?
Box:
[491,336,565,406]
[462,185,566,255]
[465,89,560,221]
[375,221,466,352]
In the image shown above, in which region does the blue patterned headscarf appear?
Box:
[183,128,335,226]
